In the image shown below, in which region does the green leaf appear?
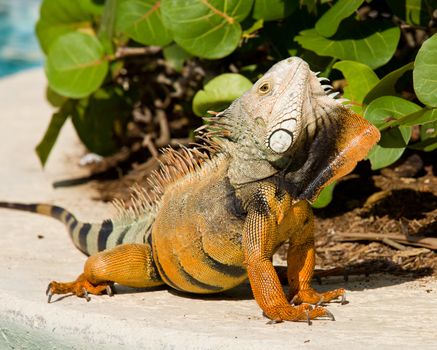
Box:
[36,0,96,53]
[161,0,253,59]
[80,0,105,15]
[35,102,72,166]
[420,119,437,140]
[243,19,264,37]
[252,0,297,21]
[46,32,109,99]
[98,0,118,54]
[363,62,414,106]
[193,73,252,116]
[116,0,172,46]
[382,107,437,129]
[386,0,437,25]
[295,21,400,69]
[364,96,421,169]
[367,127,412,169]
[299,0,318,13]
[406,0,423,25]
[163,44,192,72]
[409,137,437,151]
[312,182,336,208]
[406,0,437,25]
[333,60,379,114]
[46,86,68,108]
[71,88,131,155]
[315,0,365,37]
[365,96,421,129]
[414,34,437,107]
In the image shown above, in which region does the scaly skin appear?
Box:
[0,57,380,323]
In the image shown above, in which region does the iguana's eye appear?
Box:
[258,81,271,94]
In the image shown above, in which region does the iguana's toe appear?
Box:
[290,288,345,306]
[264,304,334,323]
[46,273,111,303]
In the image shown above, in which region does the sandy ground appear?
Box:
[0,69,436,350]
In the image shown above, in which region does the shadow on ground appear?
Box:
[46,259,432,305]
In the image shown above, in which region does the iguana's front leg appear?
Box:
[287,204,345,305]
[243,184,330,322]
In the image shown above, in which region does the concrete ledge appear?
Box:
[1,70,436,349]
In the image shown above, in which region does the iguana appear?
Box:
[0,57,380,323]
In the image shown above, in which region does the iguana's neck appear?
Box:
[223,140,279,187]
[215,99,284,188]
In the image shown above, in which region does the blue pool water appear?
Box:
[0,0,43,78]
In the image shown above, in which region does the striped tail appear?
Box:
[0,202,152,256]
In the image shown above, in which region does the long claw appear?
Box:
[340,293,348,305]
[306,310,312,326]
[106,285,114,297]
[46,283,53,303]
[82,287,91,302]
[290,295,298,305]
[325,309,335,321]
[47,291,53,303]
[266,319,283,325]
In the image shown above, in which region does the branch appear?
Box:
[114,46,161,59]
[336,232,437,250]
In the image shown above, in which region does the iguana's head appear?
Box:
[219,57,379,197]
[222,57,339,159]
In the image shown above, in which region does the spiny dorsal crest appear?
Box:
[112,130,226,221]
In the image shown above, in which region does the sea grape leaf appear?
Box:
[413,34,437,107]
[80,0,105,15]
[300,0,318,14]
[253,0,297,21]
[161,0,253,59]
[386,0,437,26]
[333,60,379,114]
[363,62,414,106]
[409,137,437,151]
[312,182,336,208]
[315,0,365,37]
[71,88,131,155]
[365,96,421,129]
[46,87,68,108]
[36,0,97,53]
[35,101,73,166]
[382,107,437,129]
[116,0,172,46]
[193,73,252,116]
[46,32,109,98]
[295,21,400,69]
[364,96,421,169]
[416,114,437,151]
[367,127,412,169]
[420,119,437,140]
[98,0,118,54]
[163,44,192,72]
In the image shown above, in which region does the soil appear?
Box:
[76,148,437,279]
[306,151,437,278]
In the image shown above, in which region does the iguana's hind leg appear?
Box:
[47,243,164,302]
[287,206,345,306]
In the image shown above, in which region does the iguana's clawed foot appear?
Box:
[264,304,334,324]
[46,274,114,303]
[290,288,346,306]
